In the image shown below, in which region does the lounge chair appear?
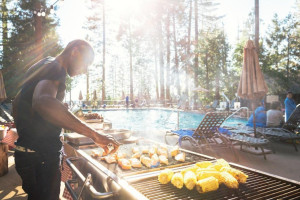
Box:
[256,104,300,151]
[217,128,270,160]
[165,112,271,160]
[165,112,240,160]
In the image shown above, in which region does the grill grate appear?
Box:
[82,142,214,177]
[129,166,300,200]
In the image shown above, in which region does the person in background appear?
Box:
[246,100,266,127]
[12,39,119,200]
[267,101,284,127]
[284,91,296,122]
[125,95,129,108]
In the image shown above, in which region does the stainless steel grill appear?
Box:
[66,139,300,200]
[128,164,300,200]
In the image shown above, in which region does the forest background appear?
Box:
[1,0,300,106]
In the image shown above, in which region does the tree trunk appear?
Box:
[34,1,43,61]
[154,44,159,101]
[129,20,134,103]
[172,13,180,95]
[166,11,171,102]
[255,0,259,54]
[102,1,106,103]
[194,0,199,106]
[86,70,90,102]
[1,0,8,68]
[158,19,165,103]
[186,0,192,97]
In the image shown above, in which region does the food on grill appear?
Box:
[129,158,142,168]
[183,171,197,190]
[149,146,158,157]
[151,154,160,167]
[132,146,139,154]
[181,166,200,176]
[219,172,239,189]
[196,177,219,193]
[140,155,151,168]
[141,147,149,154]
[196,171,221,183]
[118,158,132,170]
[83,113,103,120]
[157,148,168,157]
[195,161,213,168]
[171,172,184,189]
[170,146,179,157]
[220,167,248,183]
[175,152,186,162]
[213,159,231,171]
[157,158,247,194]
[91,150,102,158]
[116,152,127,160]
[159,155,168,165]
[132,152,141,159]
[104,154,117,164]
[158,169,174,184]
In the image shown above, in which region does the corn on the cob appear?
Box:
[196,171,221,182]
[196,167,218,175]
[195,161,213,168]
[213,159,231,171]
[220,167,248,183]
[219,172,239,189]
[171,173,184,189]
[196,177,219,193]
[158,169,174,184]
[181,166,200,176]
[183,171,197,190]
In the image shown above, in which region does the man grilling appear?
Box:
[12,39,120,200]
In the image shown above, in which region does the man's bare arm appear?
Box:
[32,80,119,153]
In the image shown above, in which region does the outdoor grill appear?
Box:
[65,138,300,200]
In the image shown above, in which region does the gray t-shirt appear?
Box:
[267,109,283,127]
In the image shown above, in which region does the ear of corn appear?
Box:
[220,167,248,183]
[158,169,174,184]
[196,177,219,193]
[213,159,231,171]
[219,172,239,189]
[183,171,197,190]
[181,166,200,176]
[196,171,221,183]
[195,161,213,168]
[171,173,184,189]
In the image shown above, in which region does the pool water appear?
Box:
[92,109,247,131]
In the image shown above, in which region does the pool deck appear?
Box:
[1,129,299,199]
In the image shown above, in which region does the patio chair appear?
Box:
[165,112,240,160]
[217,128,270,160]
[256,104,300,151]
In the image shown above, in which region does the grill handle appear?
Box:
[66,157,117,199]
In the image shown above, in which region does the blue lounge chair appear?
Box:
[165,112,240,160]
[256,104,300,151]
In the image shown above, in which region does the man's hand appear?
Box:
[93,133,120,155]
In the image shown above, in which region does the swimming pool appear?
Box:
[90,109,247,131]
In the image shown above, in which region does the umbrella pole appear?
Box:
[252,101,257,138]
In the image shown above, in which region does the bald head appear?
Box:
[59,39,95,77]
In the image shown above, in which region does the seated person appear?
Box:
[246,101,266,127]
[267,101,284,127]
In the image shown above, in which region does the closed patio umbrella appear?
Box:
[0,70,7,103]
[79,90,83,101]
[237,40,268,137]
